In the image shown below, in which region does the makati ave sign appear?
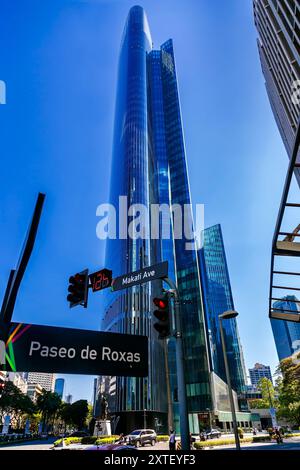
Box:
[111,261,168,292]
[1,323,148,377]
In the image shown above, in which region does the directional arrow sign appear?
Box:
[2,323,148,377]
[111,261,168,292]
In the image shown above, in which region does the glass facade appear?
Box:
[253,0,300,185]
[102,6,211,432]
[198,224,246,394]
[271,296,300,360]
[54,378,65,399]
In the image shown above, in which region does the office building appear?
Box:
[271,295,300,360]
[65,394,73,404]
[54,378,65,398]
[27,372,55,392]
[198,224,246,395]
[102,5,212,433]
[253,0,300,184]
[249,363,273,386]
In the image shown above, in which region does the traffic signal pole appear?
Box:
[164,277,190,451]
[0,193,45,368]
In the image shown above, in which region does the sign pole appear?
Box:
[0,193,45,367]
[164,277,190,451]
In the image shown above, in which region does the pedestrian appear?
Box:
[274,427,283,444]
[169,429,176,451]
[189,432,196,450]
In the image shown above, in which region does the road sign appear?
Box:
[111,261,168,292]
[2,322,148,377]
[89,269,112,292]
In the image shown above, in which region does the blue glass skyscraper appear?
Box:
[271,296,300,360]
[102,5,211,433]
[198,225,246,394]
[54,378,65,399]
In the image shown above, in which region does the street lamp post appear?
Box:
[219,310,241,451]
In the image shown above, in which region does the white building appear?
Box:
[27,383,43,403]
[6,372,28,394]
[27,372,55,392]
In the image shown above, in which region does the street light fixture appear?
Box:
[219,310,241,451]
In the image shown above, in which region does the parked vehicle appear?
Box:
[126,429,157,448]
[204,428,221,439]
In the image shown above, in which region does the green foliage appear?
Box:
[157,435,169,442]
[275,354,300,426]
[194,435,271,448]
[249,377,277,409]
[95,436,119,445]
[53,437,82,447]
[36,389,62,431]
[67,400,89,430]
[53,435,119,447]
[0,381,36,429]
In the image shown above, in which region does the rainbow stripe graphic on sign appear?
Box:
[5,323,32,371]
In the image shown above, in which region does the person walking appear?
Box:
[169,430,176,451]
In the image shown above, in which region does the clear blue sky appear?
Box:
[0,0,292,401]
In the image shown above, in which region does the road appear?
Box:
[1,435,300,451]
[0,437,57,451]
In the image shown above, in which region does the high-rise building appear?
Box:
[253,0,300,185]
[102,5,212,433]
[65,394,73,404]
[249,363,273,386]
[27,372,55,392]
[54,378,65,398]
[271,295,300,360]
[198,225,246,394]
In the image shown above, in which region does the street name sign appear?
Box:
[111,261,168,292]
[1,322,148,377]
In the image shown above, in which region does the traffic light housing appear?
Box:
[67,269,89,308]
[153,293,171,339]
[0,382,5,398]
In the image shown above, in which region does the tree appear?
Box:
[69,400,89,430]
[59,403,73,432]
[275,353,300,426]
[36,390,62,431]
[0,381,36,430]
[248,377,277,409]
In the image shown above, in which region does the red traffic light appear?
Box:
[153,298,168,309]
[152,294,170,339]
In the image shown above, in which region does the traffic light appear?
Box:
[153,293,171,339]
[67,269,89,308]
[0,382,5,398]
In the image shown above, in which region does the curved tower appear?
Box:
[102,6,167,432]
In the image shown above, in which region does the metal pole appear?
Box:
[164,277,190,450]
[163,338,174,432]
[143,409,146,430]
[219,317,240,450]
